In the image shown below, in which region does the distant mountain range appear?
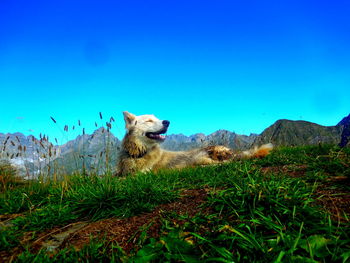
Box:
[0,132,53,175]
[164,114,349,149]
[0,128,120,177]
[1,114,349,177]
[48,127,120,176]
[162,130,257,151]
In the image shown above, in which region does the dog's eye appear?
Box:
[146,119,153,123]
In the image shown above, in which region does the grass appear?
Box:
[0,160,24,192]
[0,145,350,262]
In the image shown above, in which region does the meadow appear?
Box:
[0,145,349,262]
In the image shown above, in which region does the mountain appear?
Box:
[337,114,350,147]
[0,132,53,156]
[254,119,343,146]
[2,114,349,176]
[48,128,121,175]
[337,114,350,126]
[162,130,257,151]
[0,128,121,177]
[0,132,55,177]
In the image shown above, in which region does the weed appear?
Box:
[0,161,23,192]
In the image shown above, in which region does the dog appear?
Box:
[116,111,273,176]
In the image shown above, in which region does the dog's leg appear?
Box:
[204,146,234,161]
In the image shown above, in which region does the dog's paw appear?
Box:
[204,146,234,161]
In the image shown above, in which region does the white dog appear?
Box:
[116,112,273,175]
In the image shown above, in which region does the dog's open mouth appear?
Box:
[146,129,167,141]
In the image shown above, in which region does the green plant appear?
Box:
[0,161,23,192]
[1,145,349,262]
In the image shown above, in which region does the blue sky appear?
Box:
[0,0,349,143]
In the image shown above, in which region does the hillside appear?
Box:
[0,145,349,262]
[337,113,350,126]
[254,119,343,146]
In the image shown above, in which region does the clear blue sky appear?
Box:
[1,0,349,143]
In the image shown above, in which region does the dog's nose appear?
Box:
[162,120,170,127]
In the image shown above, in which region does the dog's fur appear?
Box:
[116,112,273,176]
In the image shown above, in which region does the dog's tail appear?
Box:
[239,143,274,159]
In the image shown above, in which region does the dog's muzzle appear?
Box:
[145,127,168,141]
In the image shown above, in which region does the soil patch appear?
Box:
[34,189,209,254]
[316,176,350,222]
[261,165,308,178]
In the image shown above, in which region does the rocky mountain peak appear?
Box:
[337,114,350,126]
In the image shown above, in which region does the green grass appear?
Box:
[0,160,24,192]
[135,181,347,262]
[1,145,350,262]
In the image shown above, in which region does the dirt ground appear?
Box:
[30,170,350,254]
[34,189,209,254]
[1,168,349,261]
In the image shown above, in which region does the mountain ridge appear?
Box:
[1,114,349,176]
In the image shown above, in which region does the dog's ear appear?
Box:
[123,111,136,127]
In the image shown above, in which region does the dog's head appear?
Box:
[123,111,170,144]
